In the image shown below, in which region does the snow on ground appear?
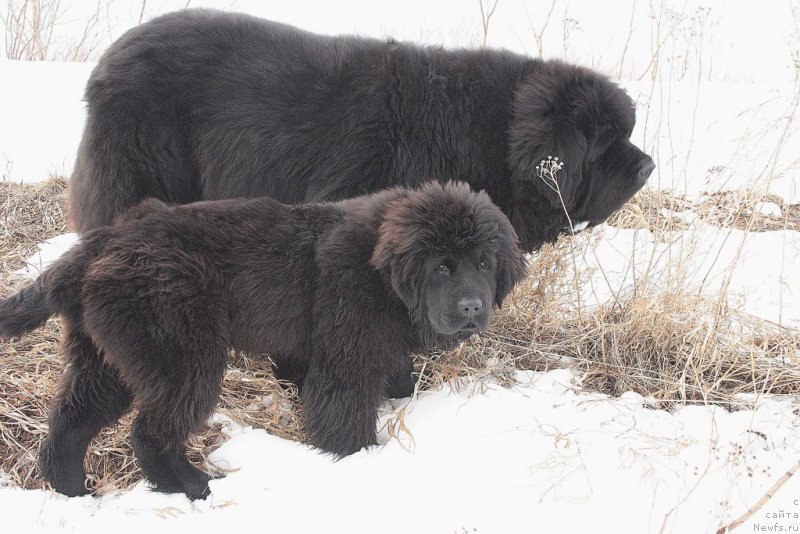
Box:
[0,61,94,183]
[622,80,800,203]
[571,223,800,330]
[2,369,800,533]
[13,232,79,278]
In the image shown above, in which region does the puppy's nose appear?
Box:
[638,158,655,183]
[458,297,483,319]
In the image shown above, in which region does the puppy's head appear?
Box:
[371,182,527,335]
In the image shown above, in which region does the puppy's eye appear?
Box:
[478,261,487,272]
[436,263,450,275]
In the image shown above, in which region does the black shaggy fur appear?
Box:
[67,9,654,397]
[69,8,653,252]
[0,182,527,499]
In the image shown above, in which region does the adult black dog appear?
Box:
[69,8,653,248]
[68,9,653,396]
[0,182,527,499]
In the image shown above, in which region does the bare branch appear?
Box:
[479,0,499,48]
[524,0,557,58]
[3,0,111,61]
[617,0,637,79]
[716,458,800,533]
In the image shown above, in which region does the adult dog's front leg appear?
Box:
[301,361,384,457]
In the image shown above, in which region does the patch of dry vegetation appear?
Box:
[696,190,800,232]
[607,189,693,236]
[0,177,68,268]
[607,188,800,235]
[1,179,798,494]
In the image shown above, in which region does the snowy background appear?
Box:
[1,1,800,533]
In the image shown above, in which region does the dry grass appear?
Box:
[696,191,800,232]
[608,188,800,235]
[0,177,68,269]
[607,189,694,237]
[1,179,798,494]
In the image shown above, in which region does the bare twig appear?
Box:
[617,0,638,79]
[63,0,105,61]
[560,6,581,61]
[2,0,111,61]
[524,0,558,58]
[479,0,499,47]
[716,458,800,533]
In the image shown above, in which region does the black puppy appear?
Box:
[0,182,527,499]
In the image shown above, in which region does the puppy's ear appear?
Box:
[494,216,528,307]
[371,224,423,317]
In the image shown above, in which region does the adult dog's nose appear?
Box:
[638,158,655,183]
[458,297,483,319]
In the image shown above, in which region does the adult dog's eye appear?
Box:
[436,263,450,275]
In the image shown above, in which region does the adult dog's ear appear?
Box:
[508,62,588,210]
[494,216,528,307]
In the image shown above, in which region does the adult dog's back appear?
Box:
[69,9,653,249]
[70,9,517,230]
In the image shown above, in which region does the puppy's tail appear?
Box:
[0,277,53,339]
[0,234,101,340]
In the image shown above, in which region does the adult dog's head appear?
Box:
[508,60,655,251]
[371,182,527,336]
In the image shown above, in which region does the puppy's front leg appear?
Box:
[301,360,385,457]
[384,356,415,398]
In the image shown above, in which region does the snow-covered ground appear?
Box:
[575,223,800,330]
[2,3,800,533]
[2,369,800,533]
[0,61,94,183]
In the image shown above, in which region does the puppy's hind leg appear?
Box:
[130,341,227,500]
[39,326,132,497]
